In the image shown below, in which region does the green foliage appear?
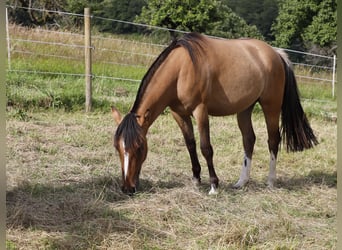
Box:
[64,0,91,14]
[92,0,146,33]
[272,0,336,51]
[7,0,337,53]
[64,0,147,32]
[209,5,262,39]
[302,0,337,47]
[225,0,278,41]
[272,0,318,49]
[7,0,68,26]
[136,0,217,32]
[136,0,262,39]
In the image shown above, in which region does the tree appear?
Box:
[65,0,147,32]
[302,0,337,47]
[136,0,262,39]
[271,0,336,53]
[7,0,67,27]
[91,0,146,33]
[225,0,278,41]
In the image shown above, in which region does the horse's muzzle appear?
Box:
[121,185,136,195]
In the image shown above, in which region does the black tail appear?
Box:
[280,56,318,152]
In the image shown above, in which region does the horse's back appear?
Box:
[200,37,285,116]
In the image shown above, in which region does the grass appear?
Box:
[6,110,336,249]
[6,24,337,249]
[6,24,337,113]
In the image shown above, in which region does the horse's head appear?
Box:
[111,107,148,195]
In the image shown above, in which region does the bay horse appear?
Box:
[111,32,318,195]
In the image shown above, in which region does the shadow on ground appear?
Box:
[218,170,337,192]
[6,175,184,248]
[6,169,335,248]
[276,170,337,189]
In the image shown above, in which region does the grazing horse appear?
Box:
[111,32,318,195]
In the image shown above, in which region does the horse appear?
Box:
[111,32,318,195]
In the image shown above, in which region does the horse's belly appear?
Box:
[207,99,255,116]
[207,82,262,116]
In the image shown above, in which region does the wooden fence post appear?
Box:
[6,7,11,70]
[84,8,92,112]
[332,54,336,98]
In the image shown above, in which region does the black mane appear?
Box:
[130,32,205,113]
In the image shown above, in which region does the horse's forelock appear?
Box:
[114,112,144,154]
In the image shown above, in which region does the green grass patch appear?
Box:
[6,72,139,112]
[6,69,336,120]
[7,24,336,116]
[6,240,17,250]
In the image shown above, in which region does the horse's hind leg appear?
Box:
[171,111,201,185]
[261,106,281,188]
[234,105,256,188]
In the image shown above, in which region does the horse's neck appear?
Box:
[134,48,183,131]
[135,78,176,132]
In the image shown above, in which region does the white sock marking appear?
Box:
[122,141,129,180]
[234,153,251,188]
[208,184,218,195]
[268,151,276,188]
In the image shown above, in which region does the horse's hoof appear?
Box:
[267,181,275,189]
[208,184,218,195]
[192,177,201,186]
[233,179,248,189]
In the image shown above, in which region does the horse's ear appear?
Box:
[111,106,122,124]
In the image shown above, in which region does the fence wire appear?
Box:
[5,6,337,96]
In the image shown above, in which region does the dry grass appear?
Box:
[6,109,336,249]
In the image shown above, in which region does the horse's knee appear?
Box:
[185,138,196,150]
[200,144,213,159]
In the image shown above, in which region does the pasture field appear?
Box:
[6,24,336,249]
[6,106,336,249]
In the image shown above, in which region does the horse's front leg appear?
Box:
[193,105,219,195]
[171,111,201,185]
